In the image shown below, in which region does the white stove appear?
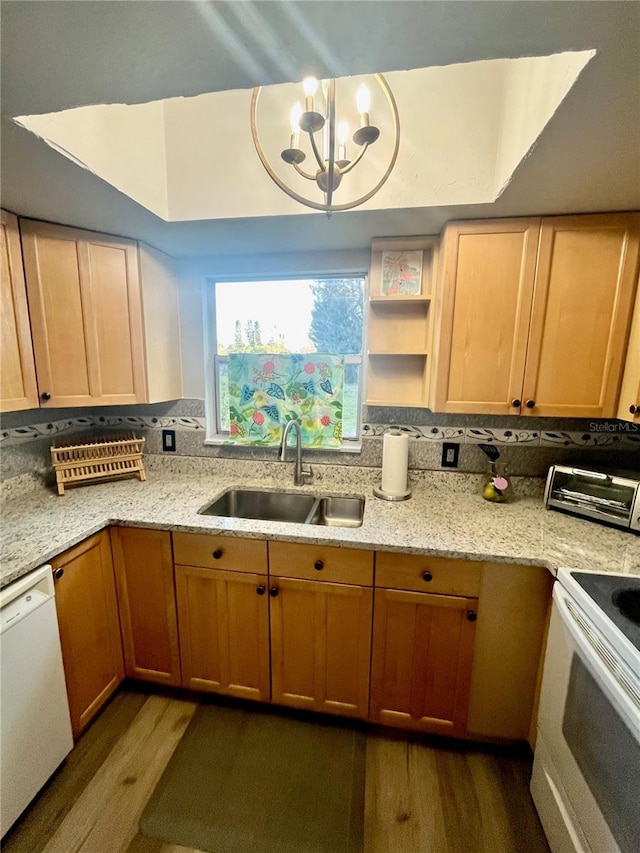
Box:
[530,568,640,853]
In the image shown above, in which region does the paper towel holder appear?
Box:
[373,485,412,501]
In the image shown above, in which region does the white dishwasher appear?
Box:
[0,564,73,837]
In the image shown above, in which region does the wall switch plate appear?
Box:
[162,429,176,452]
[441,442,460,468]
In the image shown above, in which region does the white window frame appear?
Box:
[202,273,367,450]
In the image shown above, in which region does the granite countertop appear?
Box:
[1,456,639,588]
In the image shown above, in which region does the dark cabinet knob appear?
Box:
[40,392,51,402]
[630,404,639,414]
[256,584,266,596]
[314,560,324,571]
[269,586,279,597]
[212,549,223,559]
[422,571,433,583]
[511,399,521,408]
[525,399,535,409]
[53,568,64,580]
[467,610,477,622]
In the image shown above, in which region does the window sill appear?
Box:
[203,436,362,454]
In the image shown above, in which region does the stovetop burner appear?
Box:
[571,572,640,652]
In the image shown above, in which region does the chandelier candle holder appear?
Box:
[251,73,399,215]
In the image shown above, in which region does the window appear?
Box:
[205,276,366,444]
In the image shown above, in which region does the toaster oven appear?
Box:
[544,465,640,531]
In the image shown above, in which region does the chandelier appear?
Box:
[250,74,399,215]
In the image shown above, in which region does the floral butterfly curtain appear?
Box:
[226,353,344,447]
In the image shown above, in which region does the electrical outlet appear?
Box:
[162,429,176,452]
[441,442,460,468]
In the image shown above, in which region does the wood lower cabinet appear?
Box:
[111,527,181,686]
[1,210,39,412]
[175,564,270,701]
[369,587,478,737]
[173,532,269,701]
[52,531,124,738]
[269,576,373,718]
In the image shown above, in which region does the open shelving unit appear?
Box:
[365,235,439,407]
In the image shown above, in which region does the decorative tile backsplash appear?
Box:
[1,399,638,483]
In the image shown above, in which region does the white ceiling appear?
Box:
[1,1,639,258]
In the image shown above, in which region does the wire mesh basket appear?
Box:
[50,433,146,495]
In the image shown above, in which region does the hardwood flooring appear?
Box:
[3,686,549,853]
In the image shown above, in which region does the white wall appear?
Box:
[15,101,169,218]
[495,50,595,195]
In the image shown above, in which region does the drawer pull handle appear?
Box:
[630,404,638,414]
[511,398,521,408]
[314,560,324,571]
[269,586,279,597]
[212,549,223,559]
[256,585,266,596]
[525,399,535,409]
[467,610,477,622]
[53,568,64,580]
[422,571,433,583]
[40,391,51,402]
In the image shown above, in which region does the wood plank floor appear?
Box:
[3,686,549,853]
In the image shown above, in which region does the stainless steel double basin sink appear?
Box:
[199,488,365,528]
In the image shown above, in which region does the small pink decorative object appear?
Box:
[493,476,509,490]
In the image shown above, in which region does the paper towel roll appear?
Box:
[380,430,409,495]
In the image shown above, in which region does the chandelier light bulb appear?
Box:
[337,121,350,145]
[302,77,318,97]
[356,83,371,117]
[290,101,303,134]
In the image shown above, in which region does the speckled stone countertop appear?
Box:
[1,456,639,588]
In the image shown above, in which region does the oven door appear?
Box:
[532,584,640,853]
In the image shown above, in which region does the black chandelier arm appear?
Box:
[292,162,317,181]
[339,142,369,175]
[309,131,326,172]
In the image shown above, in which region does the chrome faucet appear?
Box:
[279,420,313,486]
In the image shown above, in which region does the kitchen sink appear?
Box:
[306,495,365,528]
[199,489,364,527]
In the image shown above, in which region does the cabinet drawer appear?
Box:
[268,541,374,586]
[172,532,268,575]
[375,552,482,597]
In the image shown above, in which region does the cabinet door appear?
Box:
[111,527,180,686]
[20,219,146,407]
[1,210,39,411]
[433,219,540,414]
[175,565,270,702]
[370,589,477,736]
[270,577,373,719]
[522,214,640,418]
[617,278,640,423]
[52,531,124,738]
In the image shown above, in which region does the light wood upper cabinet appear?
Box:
[522,214,640,418]
[433,213,640,417]
[16,219,182,410]
[617,276,640,423]
[111,527,181,686]
[433,218,541,414]
[20,219,146,407]
[0,211,39,411]
[52,531,124,738]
